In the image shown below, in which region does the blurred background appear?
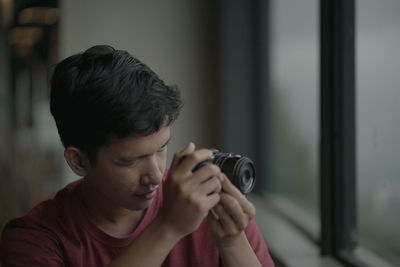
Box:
[0,0,399,266]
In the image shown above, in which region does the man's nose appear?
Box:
[140,155,163,186]
[140,174,162,187]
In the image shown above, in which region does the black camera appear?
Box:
[193,149,256,195]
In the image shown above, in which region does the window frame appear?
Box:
[320,1,398,266]
[320,0,357,259]
[220,0,397,266]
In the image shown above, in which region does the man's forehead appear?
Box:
[105,126,171,155]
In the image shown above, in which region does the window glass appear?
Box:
[266,0,319,232]
[356,1,400,265]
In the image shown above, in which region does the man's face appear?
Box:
[85,126,170,211]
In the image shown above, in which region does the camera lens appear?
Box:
[192,149,256,194]
[219,156,256,195]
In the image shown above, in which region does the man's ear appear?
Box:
[64,147,90,177]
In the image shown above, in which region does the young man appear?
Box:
[1,45,274,267]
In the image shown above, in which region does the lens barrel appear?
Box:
[193,149,256,194]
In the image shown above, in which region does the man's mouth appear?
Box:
[136,190,157,200]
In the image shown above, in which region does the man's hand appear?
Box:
[207,175,256,248]
[157,143,224,238]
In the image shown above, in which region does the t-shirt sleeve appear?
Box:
[1,223,64,267]
[245,219,275,267]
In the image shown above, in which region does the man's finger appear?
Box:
[178,149,214,173]
[221,176,256,217]
[214,204,239,235]
[219,193,248,231]
[221,174,245,198]
[171,142,195,166]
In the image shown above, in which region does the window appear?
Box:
[356,0,400,265]
[266,0,319,236]
[221,0,399,266]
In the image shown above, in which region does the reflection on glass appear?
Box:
[266,0,319,231]
[357,1,400,265]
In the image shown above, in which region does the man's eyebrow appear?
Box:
[119,137,171,162]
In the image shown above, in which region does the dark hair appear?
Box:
[50,45,182,163]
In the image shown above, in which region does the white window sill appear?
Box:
[249,195,343,267]
[250,194,397,267]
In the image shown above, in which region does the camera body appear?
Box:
[193,149,256,195]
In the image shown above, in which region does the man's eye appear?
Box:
[120,159,138,166]
[158,146,167,153]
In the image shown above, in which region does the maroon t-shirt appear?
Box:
[1,179,274,266]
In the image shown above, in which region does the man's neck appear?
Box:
[79,179,145,238]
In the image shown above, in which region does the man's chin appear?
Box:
[126,197,154,211]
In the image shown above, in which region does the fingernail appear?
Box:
[187,142,193,149]
[219,174,225,182]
